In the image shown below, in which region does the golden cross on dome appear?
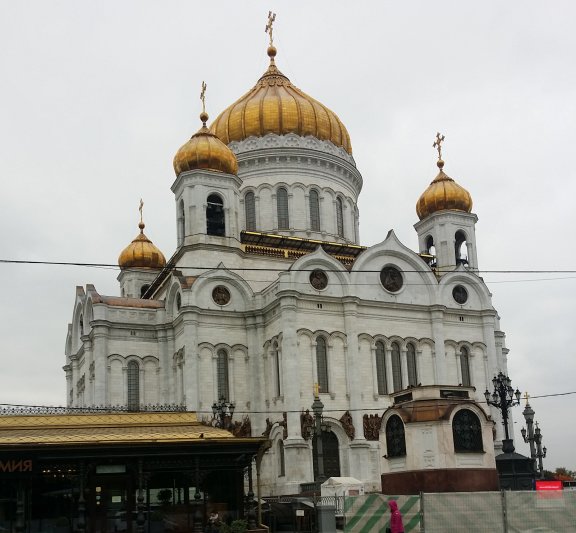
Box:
[139,198,144,224]
[433,132,445,161]
[265,11,276,46]
[200,81,207,114]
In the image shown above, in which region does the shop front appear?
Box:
[0,411,266,532]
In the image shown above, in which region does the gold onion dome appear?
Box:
[118,221,166,270]
[416,159,473,220]
[209,45,352,154]
[173,110,239,176]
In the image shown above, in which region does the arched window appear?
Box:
[375,341,387,395]
[277,187,289,230]
[127,361,140,411]
[273,342,281,397]
[407,343,418,387]
[207,194,225,236]
[385,415,406,457]
[278,440,285,477]
[217,349,230,401]
[313,430,341,478]
[455,230,468,265]
[245,191,256,231]
[426,235,436,255]
[178,199,185,245]
[391,342,402,392]
[316,337,329,393]
[140,284,150,298]
[452,409,483,452]
[79,314,84,338]
[336,197,344,237]
[309,189,320,231]
[460,346,471,386]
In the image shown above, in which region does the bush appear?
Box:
[220,519,248,533]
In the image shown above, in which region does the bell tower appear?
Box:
[414,133,478,273]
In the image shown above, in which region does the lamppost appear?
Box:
[312,385,327,483]
[212,396,235,429]
[522,399,547,479]
[484,371,521,453]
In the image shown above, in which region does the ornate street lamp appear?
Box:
[212,396,235,429]
[484,371,521,452]
[311,384,329,483]
[533,422,547,478]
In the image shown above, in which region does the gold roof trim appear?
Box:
[0,412,237,446]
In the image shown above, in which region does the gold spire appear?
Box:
[415,133,473,220]
[200,81,208,125]
[433,132,445,167]
[118,201,166,270]
[173,81,238,176]
[265,11,276,47]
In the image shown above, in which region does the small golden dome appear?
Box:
[173,111,239,176]
[210,46,352,154]
[416,160,473,220]
[118,221,166,270]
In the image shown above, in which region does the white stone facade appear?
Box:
[65,129,510,496]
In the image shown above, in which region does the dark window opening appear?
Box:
[245,192,256,231]
[385,415,406,457]
[310,189,320,232]
[277,187,289,230]
[217,349,229,401]
[453,409,483,452]
[127,361,140,411]
[375,341,387,395]
[316,337,329,393]
[455,230,468,265]
[207,194,225,236]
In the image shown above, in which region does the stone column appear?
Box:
[92,325,109,405]
[280,295,300,439]
[183,314,199,411]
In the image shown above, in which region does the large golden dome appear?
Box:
[118,222,166,270]
[174,112,238,176]
[210,46,352,154]
[416,160,473,220]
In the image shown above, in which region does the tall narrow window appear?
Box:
[385,415,406,457]
[217,349,230,401]
[245,191,256,231]
[127,361,140,411]
[336,197,344,237]
[375,341,387,395]
[178,199,185,245]
[277,187,289,230]
[407,343,418,387]
[273,342,281,397]
[207,194,225,236]
[309,189,320,231]
[455,230,467,265]
[391,342,402,392]
[460,346,471,386]
[316,337,329,393]
[278,440,285,477]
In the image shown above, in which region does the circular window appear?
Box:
[212,285,231,306]
[309,269,328,290]
[380,266,403,292]
[452,285,468,304]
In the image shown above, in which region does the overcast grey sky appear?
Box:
[1,1,575,471]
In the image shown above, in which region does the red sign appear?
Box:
[536,480,563,491]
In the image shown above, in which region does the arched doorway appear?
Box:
[313,430,341,478]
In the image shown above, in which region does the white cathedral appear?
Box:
[65,31,510,495]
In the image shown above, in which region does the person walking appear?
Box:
[388,500,404,533]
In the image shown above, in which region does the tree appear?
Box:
[553,467,575,481]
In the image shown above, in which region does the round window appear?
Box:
[212,285,231,306]
[309,269,328,290]
[380,266,403,292]
[452,285,468,304]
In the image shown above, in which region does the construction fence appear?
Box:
[343,491,576,533]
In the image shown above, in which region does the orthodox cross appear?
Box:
[139,198,144,224]
[523,391,530,405]
[314,382,320,398]
[433,132,445,160]
[200,81,207,114]
[265,11,276,46]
